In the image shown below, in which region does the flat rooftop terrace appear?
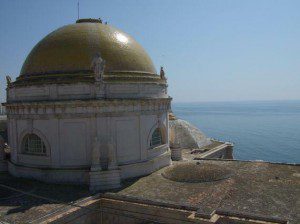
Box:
[115,159,300,223]
[0,174,90,223]
[0,159,299,223]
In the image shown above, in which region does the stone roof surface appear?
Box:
[116,159,300,223]
[0,160,299,223]
[0,173,90,223]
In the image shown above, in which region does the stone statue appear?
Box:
[160,66,166,81]
[91,53,106,82]
[91,136,101,170]
[6,75,12,87]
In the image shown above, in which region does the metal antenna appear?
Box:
[77,1,80,20]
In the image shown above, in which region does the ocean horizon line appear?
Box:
[173,99,300,104]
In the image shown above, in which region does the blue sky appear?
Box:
[0,0,299,102]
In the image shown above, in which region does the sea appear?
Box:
[172,100,300,164]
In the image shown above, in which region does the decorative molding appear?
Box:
[7,82,168,103]
[5,98,171,117]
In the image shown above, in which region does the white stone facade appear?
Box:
[5,81,172,185]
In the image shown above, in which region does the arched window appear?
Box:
[150,128,163,147]
[23,134,46,155]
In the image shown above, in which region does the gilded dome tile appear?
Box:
[17,19,159,84]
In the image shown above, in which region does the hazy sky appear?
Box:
[1,0,299,102]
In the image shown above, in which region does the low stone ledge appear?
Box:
[197,143,233,159]
[216,209,288,224]
[89,169,121,192]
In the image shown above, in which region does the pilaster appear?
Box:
[0,136,7,172]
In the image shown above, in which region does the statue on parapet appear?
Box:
[91,53,106,82]
[6,75,12,87]
[160,66,167,81]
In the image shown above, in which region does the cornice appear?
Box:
[5,98,172,116]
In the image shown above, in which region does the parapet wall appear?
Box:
[41,194,289,224]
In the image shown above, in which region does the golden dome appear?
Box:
[16,19,160,85]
